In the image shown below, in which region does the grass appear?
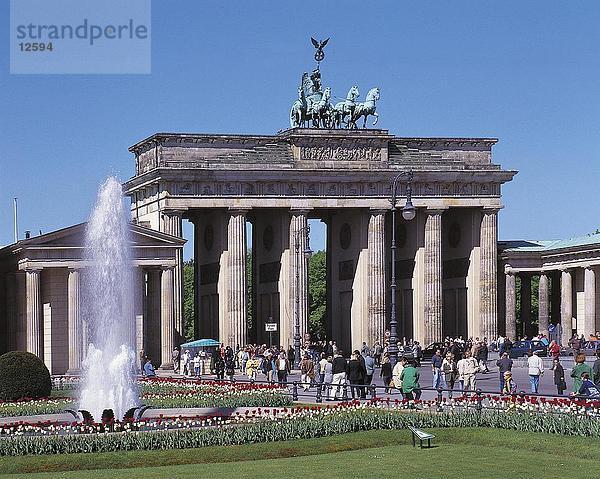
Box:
[1,427,599,478]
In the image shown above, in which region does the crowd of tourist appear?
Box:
[151,332,600,400]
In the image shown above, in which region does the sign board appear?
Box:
[265,323,278,332]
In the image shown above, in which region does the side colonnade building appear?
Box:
[499,234,600,345]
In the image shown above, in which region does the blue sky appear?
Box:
[1,1,599,259]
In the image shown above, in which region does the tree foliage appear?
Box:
[308,250,327,339]
[183,260,195,341]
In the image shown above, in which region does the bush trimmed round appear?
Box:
[0,351,51,401]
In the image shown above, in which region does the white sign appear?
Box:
[265,323,278,332]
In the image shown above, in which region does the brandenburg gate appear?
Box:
[124,128,516,352]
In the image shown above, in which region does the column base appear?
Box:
[66,368,82,376]
[159,362,174,371]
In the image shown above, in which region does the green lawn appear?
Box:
[1,428,598,478]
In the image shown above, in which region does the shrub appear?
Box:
[0,352,52,401]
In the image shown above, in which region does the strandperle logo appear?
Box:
[15,18,149,46]
[10,0,151,74]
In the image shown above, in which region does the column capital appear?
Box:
[228,207,251,215]
[583,264,597,271]
[161,208,185,217]
[425,207,447,215]
[482,206,502,213]
[25,267,42,274]
[160,265,175,272]
[369,207,388,215]
[290,208,312,216]
[504,265,515,275]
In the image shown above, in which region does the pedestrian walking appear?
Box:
[552,358,566,395]
[331,351,347,400]
[380,354,393,394]
[323,356,333,400]
[527,350,544,393]
[400,360,421,401]
[431,349,447,390]
[300,354,315,391]
[442,352,457,398]
[346,352,365,399]
[571,353,593,395]
[496,352,513,392]
[392,356,406,395]
[457,350,478,392]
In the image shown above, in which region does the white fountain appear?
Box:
[78,177,139,421]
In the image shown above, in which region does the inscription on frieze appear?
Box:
[300,146,382,161]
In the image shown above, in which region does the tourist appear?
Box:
[442,352,457,398]
[527,350,544,394]
[323,356,333,400]
[571,353,593,395]
[246,353,259,382]
[457,350,478,392]
[548,339,560,359]
[373,341,383,367]
[363,351,375,393]
[552,358,566,395]
[331,350,347,400]
[578,373,600,398]
[318,352,329,390]
[592,350,600,385]
[346,352,365,399]
[502,371,517,394]
[211,348,225,380]
[241,348,249,375]
[431,349,446,390]
[193,352,201,377]
[497,335,505,354]
[361,341,370,356]
[496,352,513,392]
[276,352,290,385]
[380,354,393,394]
[392,356,406,396]
[181,349,191,376]
[224,354,235,381]
[477,340,489,373]
[400,360,421,401]
[300,354,315,391]
[144,357,156,377]
[569,333,582,355]
[411,342,422,367]
[139,349,146,376]
[172,347,180,374]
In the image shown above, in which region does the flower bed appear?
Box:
[1,379,291,417]
[1,398,600,456]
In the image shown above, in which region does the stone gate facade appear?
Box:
[124,128,516,352]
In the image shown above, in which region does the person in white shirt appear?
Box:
[392,356,406,396]
[457,350,479,392]
[527,350,544,393]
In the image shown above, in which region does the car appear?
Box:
[560,340,600,357]
[508,340,547,359]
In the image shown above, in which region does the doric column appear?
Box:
[367,209,386,346]
[161,209,184,344]
[25,268,42,357]
[584,266,596,337]
[289,210,309,344]
[505,269,516,341]
[227,209,248,347]
[160,266,175,369]
[147,269,162,363]
[134,268,146,356]
[560,269,572,346]
[479,208,498,340]
[538,272,550,336]
[424,209,443,344]
[520,273,532,338]
[67,268,83,374]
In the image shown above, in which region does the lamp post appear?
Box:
[294,224,312,369]
[389,171,416,368]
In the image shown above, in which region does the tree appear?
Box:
[308,250,327,339]
[183,260,195,341]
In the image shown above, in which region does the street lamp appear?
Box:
[389,171,416,367]
[294,224,312,369]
